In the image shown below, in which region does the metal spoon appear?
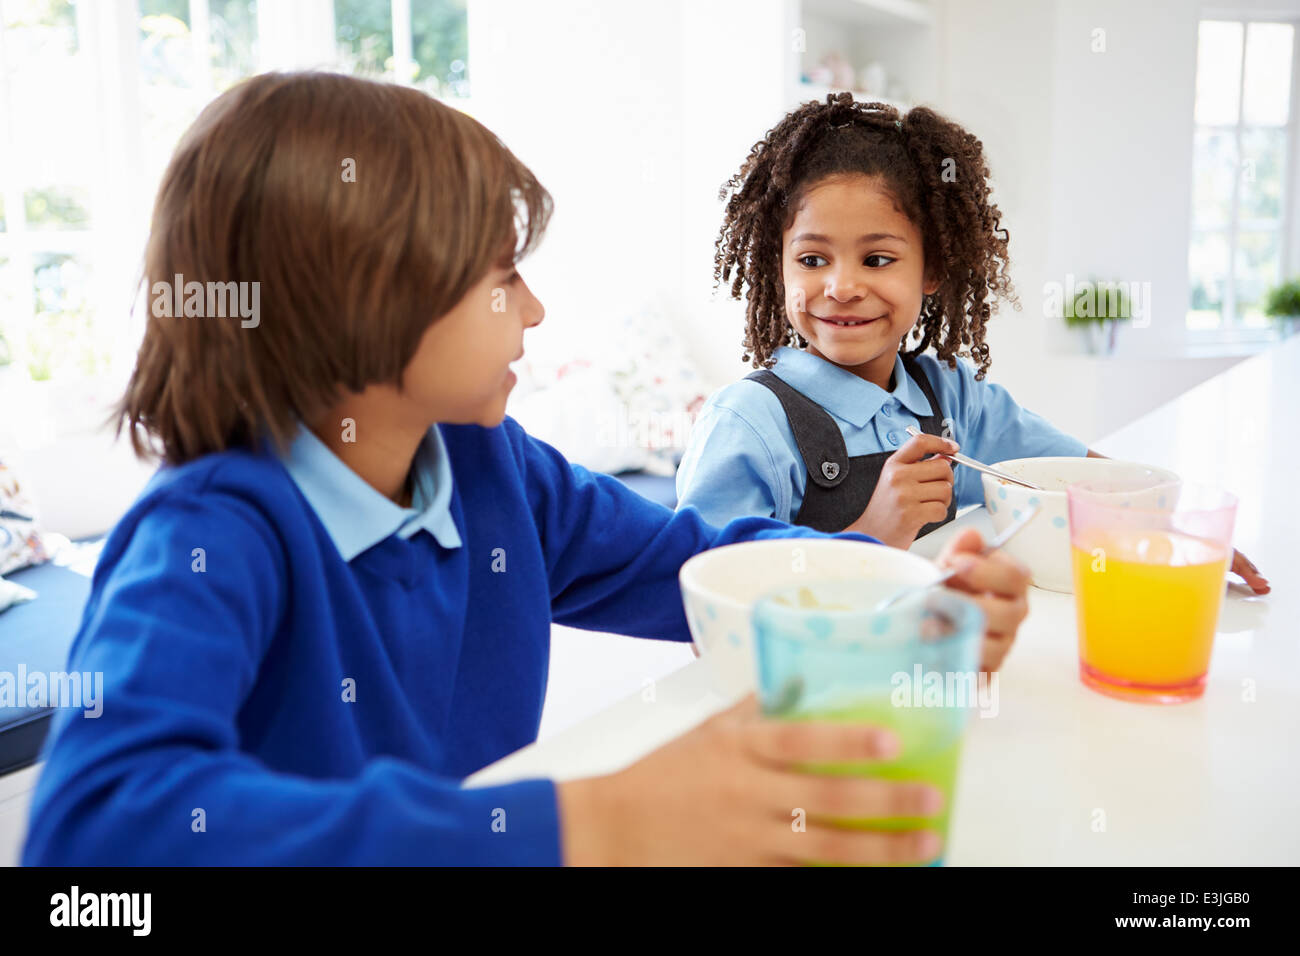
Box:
[904,425,1044,491]
[871,503,1042,613]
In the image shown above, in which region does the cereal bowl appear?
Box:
[678,538,941,696]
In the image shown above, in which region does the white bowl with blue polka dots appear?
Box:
[981,458,1182,592]
[679,539,941,696]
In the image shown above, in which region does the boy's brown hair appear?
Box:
[714,92,1016,379]
[117,71,551,463]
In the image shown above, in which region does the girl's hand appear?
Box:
[556,695,944,866]
[936,527,1031,672]
[846,433,958,549]
[1231,549,1270,594]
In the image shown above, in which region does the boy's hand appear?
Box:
[556,695,944,866]
[936,527,1031,672]
[1230,549,1269,594]
[847,433,958,549]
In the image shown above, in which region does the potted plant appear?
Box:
[1063,277,1132,356]
[1262,278,1300,336]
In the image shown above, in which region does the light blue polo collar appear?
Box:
[769,346,933,426]
[280,423,462,561]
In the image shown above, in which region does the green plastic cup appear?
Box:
[753,580,986,865]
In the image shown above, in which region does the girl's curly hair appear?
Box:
[714,92,1017,379]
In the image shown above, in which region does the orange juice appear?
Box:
[1071,528,1227,700]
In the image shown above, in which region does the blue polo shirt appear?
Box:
[281,422,463,556]
[676,346,1088,527]
[22,416,869,866]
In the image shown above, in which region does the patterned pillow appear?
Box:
[0,458,51,576]
[505,305,709,477]
[603,309,709,477]
[507,358,652,475]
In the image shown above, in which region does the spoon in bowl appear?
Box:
[871,503,1042,613]
[905,425,1044,491]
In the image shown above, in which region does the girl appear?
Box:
[676,93,1268,593]
[21,73,1032,867]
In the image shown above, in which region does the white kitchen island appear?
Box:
[468,337,1300,865]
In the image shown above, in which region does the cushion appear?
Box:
[505,302,708,476]
[0,457,51,575]
[0,560,93,774]
[507,360,652,474]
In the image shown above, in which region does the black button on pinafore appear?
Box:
[745,353,958,537]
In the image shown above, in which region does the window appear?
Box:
[0,0,467,423]
[335,0,467,96]
[1188,19,1296,337]
[0,1,101,385]
[138,1,261,196]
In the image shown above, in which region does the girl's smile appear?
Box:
[812,312,887,327]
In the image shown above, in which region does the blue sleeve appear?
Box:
[514,421,876,641]
[943,356,1089,507]
[675,403,783,524]
[21,487,561,866]
[675,387,809,524]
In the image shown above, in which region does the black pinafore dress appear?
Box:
[745,353,958,537]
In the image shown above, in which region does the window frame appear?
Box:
[1188,13,1300,350]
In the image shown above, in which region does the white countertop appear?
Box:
[467,336,1300,865]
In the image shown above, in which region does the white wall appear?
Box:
[468,0,798,388]
[1045,0,1205,362]
[933,0,1069,426]
[470,0,680,372]
[935,0,1249,442]
[678,0,799,387]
